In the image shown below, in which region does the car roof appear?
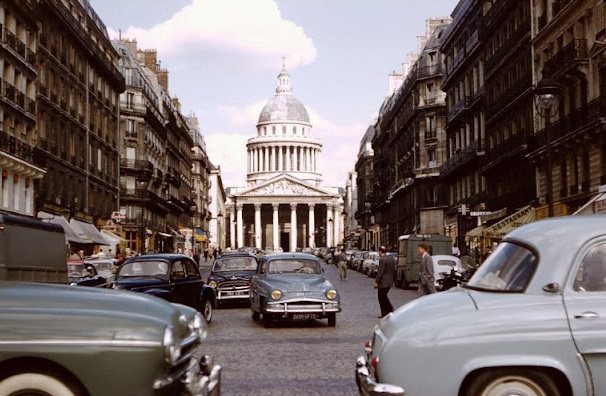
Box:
[125,254,190,262]
[217,252,256,258]
[263,252,319,261]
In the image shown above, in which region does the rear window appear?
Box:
[466,242,537,292]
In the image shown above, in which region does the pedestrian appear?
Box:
[374,246,395,318]
[193,250,200,266]
[218,247,222,256]
[204,248,209,262]
[212,248,218,260]
[417,243,436,296]
[452,242,461,257]
[336,248,348,280]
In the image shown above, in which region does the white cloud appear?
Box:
[109,0,316,69]
[205,132,250,187]
[216,100,266,128]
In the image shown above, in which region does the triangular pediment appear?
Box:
[236,174,336,198]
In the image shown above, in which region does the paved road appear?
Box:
[198,259,417,396]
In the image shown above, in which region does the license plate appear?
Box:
[223,291,247,296]
[292,313,318,320]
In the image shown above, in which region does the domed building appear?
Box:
[226,64,343,252]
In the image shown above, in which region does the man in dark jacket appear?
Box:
[375,246,395,318]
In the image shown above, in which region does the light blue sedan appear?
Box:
[356,216,606,396]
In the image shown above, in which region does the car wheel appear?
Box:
[251,310,260,321]
[0,372,81,396]
[327,313,336,327]
[467,369,562,396]
[201,299,213,324]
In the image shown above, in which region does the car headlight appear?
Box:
[191,312,206,341]
[270,289,282,301]
[162,327,181,364]
[208,280,217,288]
[326,289,338,300]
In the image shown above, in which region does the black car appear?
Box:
[67,260,108,287]
[112,254,216,323]
[208,253,258,305]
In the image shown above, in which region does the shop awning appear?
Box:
[38,211,89,244]
[482,206,536,239]
[69,219,108,245]
[573,192,606,215]
[465,225,486,241]
[101,230,123,246]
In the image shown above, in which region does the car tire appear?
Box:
[251,310,260,321]
[0,372,81,396]
[467,369,562,396]
[327,313,336,327]
[201,299,213,324]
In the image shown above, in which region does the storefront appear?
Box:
[482,205,536,245]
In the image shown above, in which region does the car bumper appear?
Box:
[154,355,221,396]
[265,299,341,315]
[355,355,405,396]
[216,287,250,300]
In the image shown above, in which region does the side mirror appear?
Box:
[542,283,560,293]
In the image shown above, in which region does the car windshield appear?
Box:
[268,259,321,274]
[466,242,537,292]
[437,259,457,267]
[119,260,169,277]
[213,257,258,271]
[67,264,85,277]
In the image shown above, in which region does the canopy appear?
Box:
[101,230,123,246]
[482,206,536,239]
[573,192,606,215]
[465,225,486,241]
[38,211,89,244]
[70,218,108,245]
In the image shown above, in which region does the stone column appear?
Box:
[292,146,299,172]
[278,146,283,171]
[254,203,262,249]
[236,204,244,248]
[229,207,236,249]
[308,204,315,248]
[272,203,279,251]
[326,204,333,247]
[271,146,277,171]
[290,203,297,252]
[255,148,259,173]
[333,205,341,247]
[286,146,292,171]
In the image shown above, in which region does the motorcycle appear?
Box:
[437,267,477,291]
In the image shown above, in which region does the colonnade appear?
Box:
[247,145,321,174]
[227,202,342,252]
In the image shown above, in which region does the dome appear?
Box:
[258,95,310,124]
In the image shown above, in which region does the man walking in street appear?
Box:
[336,248,348,280]
[417,243,436,295]
[375,246,395,318]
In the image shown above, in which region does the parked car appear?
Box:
[362,252,380,276]
[208,253,258,305]
[431,254,464,291]
[0,281,221,396]
[113,254,216,323]
[250,253,341,327]
[67,260,108,287]
[351,251,367,272]
[356,216,606,396]
[84,258,117,285]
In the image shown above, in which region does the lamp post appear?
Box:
[189,205,197,254]
[534,67,561,218]
[216,212,224,250]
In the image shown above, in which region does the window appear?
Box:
[184,260,200,279]
[574,244,606,292]
[126,147,135,160]
[172,261,186,280]
[282,126,286,135]
[126,119,135,137]
[126,92,134,109]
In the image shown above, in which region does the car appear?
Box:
[207,253,258,305]
[356,216,606,396]
[85,257,118,285]
[113,254,216,323]
[67,260,108,287]
[431,254,465,290]
[250,253,341,327]
[352,251,367,272]
[0,281,221,396]
[361,252,379,276]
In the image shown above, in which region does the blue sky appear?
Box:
[92,0,459,187]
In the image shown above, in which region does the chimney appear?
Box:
[122,39,138,55]
[156,69,169,91]
[171,97,181,112]
[140,49,158,71]
[388,71,403,96]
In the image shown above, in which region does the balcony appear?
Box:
[544,39,588,78]
[120,158,153,172]
[0,130,35,164]
[445,48,467,83]
[424,130,437,142]
[483,131,528,171]
[447,98,466,122]
[441,139,485,176]
[3,81,15,102]
[486,74,532,116]
[485,21,530,73]
[552,0,573,17]
[416,64,442,79]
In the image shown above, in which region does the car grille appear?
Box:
[217,280,249,288]
[168,330,200,379]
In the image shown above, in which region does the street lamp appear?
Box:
[189,205,197,254]
[534,66,561,218]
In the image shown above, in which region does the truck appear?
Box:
[0,213,67,283]
[394,234,452,289]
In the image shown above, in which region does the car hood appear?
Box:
[380,287,477,339]
[210,270,255,282]
[261,274,334,292]
[0,281,187,341]
[113,276,168,289]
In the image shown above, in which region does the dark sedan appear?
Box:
[208,253,258,305]
[67,260,107,287]
[112,254,216,323]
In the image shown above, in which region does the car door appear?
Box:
[170,260,189,305]
[174,259,204,308]
[564,240,606,395]
[250,258,267,310]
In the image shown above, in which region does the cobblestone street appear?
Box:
[199,259,417,395]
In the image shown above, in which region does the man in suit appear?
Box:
[375,246,395,318]
[418,243,436,295]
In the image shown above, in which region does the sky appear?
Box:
[91,0,459,188]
